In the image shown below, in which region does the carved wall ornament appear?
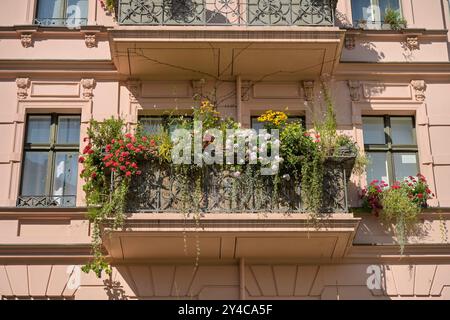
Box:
[84,33,97,48]
[411,80,426,101]
[241,81,252,101]
[16,78,30,99]
[127,81,141,101]
[303,80,315,101]
[344,35,356,50]
[348,80,361,101]
[81,79,96,99]
[192,79,206,98]
[406,36,419,50]
[20,33,33,48]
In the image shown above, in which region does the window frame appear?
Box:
[138,115,194,135]
[19,113,80,203]
[363,115,419,185]
[351,0,404,28]
[34,0,88,27]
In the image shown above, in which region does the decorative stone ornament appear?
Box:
[81,79,96,99]
[406,36,419,50]
[84,34,97,48]
[411,80,426,101]
[344,35,356,50]
[348,80,361,101]
[20,33,33,48]
[127,80,141,102]
[16,78,30,99]
[303,81,315,101]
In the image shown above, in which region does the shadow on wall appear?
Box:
[359,41,386,61]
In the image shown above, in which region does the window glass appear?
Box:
[21,152,49,196]
[53,152,78,196]
[352,0,401,25]
[362,117,385,145]
[366,152,389,183]
[66,0,88,26]
[26,116,51,144]
[393,153,418,181]
[141,117,164,135]
[36,0,65,21]
[351,0,372,23]
[391,117,415,145]
[57,116,81,144]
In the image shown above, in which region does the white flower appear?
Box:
[283,174,290,181]
[233,171,241,178]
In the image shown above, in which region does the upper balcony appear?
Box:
[118,0,337,27]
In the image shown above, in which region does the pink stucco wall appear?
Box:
[0,0,450,300]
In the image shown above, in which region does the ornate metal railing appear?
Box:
[126,155,354,213]
[34,18,88,27]
[16,195,77,208]
[118,0,336,26]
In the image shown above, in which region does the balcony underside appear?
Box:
[109,27,344,80]
[102,213,360,261]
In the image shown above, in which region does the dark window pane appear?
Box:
[366,152,389,183]
[391,117,415,145]
[351,0,372,22]
[394,153,418,182]
[53,152,78,196]
[36,0,65,21]
[21,152,49,196]
[26,116,51,144]
[363,117,385,144]
[141,117,164,134]
[57,116,81,144]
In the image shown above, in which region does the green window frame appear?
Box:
[363,115,419,185]
[18,114,81,207]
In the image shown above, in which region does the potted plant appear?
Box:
[383,8,407,30]
[357,19,368,29]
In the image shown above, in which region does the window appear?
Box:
[35,0,88,27]
[139,116,193,135]
[363,116,418,185]
[351,0,401,28]
[251,116,305,132]
[18,115,81,207]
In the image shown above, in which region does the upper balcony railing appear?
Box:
[118,0,337,26]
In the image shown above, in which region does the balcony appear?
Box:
[118,0,337,26]
[126,156,354,214]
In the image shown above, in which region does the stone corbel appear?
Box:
[81,79,96,100]
[192,79,205,98]
[84,33,97,48]
[348,80,361,101]
[20,33,34,48]
[302,81,315,101]
[16,78,30,99]
[240,81,252,101]
[411,80,426,102]
[344,34,356,50]
[406,35,419,50]
[127,80,141,102]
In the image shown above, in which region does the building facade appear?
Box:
[1,0,450,300]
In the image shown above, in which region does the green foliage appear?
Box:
[381,186,420,253]
[384,8,407,30]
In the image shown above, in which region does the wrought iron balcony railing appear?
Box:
[126,155,354,214]
[118,0,337,26]
[16,195,77,208]
[34,18,88,27]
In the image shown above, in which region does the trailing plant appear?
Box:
[384,8,407,30]
[381,183,420,253]
[361,175,435,253]
[79,118,158,277]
